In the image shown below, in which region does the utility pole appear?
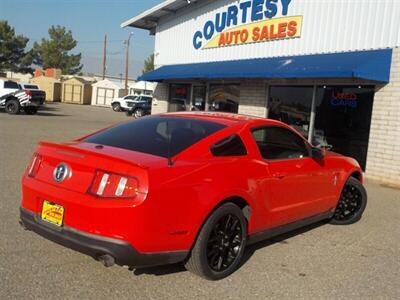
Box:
[103,34,107,80]
[125,32,133,95]
[102,34,107,80]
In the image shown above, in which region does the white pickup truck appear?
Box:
[0,79,42,114]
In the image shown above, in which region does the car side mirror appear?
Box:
[311,147,325,160]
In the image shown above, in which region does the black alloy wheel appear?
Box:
[5,99,20,115]
[331,177,367,225]
[206,214,243,272]
[185,203,247,280]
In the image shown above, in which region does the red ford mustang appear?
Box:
[20,112,367,280]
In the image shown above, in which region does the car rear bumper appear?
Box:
[19,208,188,268]
[21,100,41,107]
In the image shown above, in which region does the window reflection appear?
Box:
[268,85,374,170]
[169,84,190,112]
[209,84,240,113]
[268,86,312,140]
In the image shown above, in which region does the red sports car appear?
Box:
[20,112,367,280]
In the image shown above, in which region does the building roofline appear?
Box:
[121,0,199,30]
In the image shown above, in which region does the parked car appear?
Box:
[125,95,153,118]
[19,112,367,280]
[111,95,152,112]
[19,83,46,105]
[0,79,42,114]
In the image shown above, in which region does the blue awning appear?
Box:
[139,49,392,83]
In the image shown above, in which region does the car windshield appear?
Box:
[84,116,226,158]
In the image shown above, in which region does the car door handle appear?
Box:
[272,172,287,179]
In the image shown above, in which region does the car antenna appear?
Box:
[167,120,174,167]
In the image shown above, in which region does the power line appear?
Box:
[29,38,125,43]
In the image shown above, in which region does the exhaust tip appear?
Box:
[98,254,115,267]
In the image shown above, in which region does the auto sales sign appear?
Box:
[193,0,302,50]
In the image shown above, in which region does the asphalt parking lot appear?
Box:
[0,103,399,299]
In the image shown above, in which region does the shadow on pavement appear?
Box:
[240,220,328,268]
[132,263,186,277]
[35,112,70,117]
[130,220,328,278]
[31,104,70,117]
[39,104,60,111]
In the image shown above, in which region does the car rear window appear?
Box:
[84,116,226,158]
[23,85,39,89]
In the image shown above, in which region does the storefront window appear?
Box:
[191,86,206,111]
[209,84,240,113]
[268,86,313,140]
[169,84,191,112]
[268,85,375,170]
[314,86,374,170]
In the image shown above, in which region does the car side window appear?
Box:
[5,81,19,89]
[251,126,309,160]
[211,135,247,157]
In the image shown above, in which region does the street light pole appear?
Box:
[125,32,133,95]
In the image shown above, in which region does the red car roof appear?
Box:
[160,111,269,127]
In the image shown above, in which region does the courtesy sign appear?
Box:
[193,0,302,50]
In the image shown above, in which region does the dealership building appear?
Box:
[123,0,400,185]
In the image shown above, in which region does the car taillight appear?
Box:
[27,153,42,177]
[25,90,32,97]
[89,170,139,199]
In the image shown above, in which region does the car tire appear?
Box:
[330,177,367,225]
[5,99,21,115]
[125,111,133,117]
[185,203,247,280]
[112,103,121,112]
[133,108,145,119]
[24,107,38,115]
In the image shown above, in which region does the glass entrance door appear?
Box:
[191,86,207,111]
[314,86,374,170]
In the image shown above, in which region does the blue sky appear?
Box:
[0,0,163,78]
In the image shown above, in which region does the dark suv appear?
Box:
[126,95,153,118]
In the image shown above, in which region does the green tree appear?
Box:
[0,21,33,73]
[32,25,82,75]
[142,54,154,74]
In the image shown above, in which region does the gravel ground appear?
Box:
[0,103,399,300]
